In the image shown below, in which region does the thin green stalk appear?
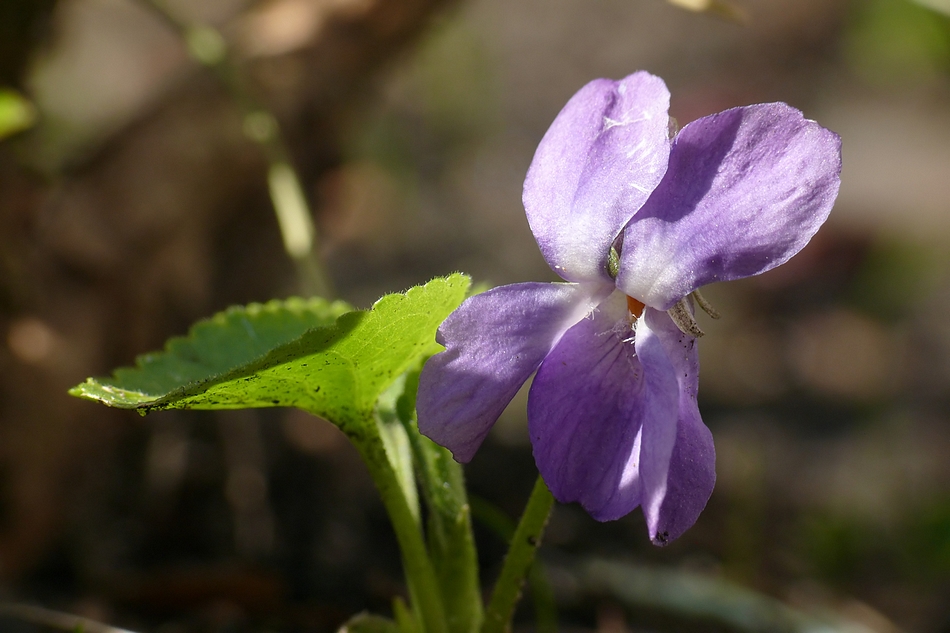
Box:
[527,562,559,633]
[351,424,449,633]
[0,603,138,633]
[410,436,483,633]
[469,496,557,633]
[393,597,419,633]
[481,476,555,633]
[136,0,333,298]
[393,368,482,633]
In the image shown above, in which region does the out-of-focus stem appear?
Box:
[0,603,138,633]
[137,0,333,299]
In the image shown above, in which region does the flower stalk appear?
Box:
[481,476,555,633]
[349,420,449,633]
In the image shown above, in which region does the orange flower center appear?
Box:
[626,295,645,318]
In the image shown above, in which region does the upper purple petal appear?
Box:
[527,292,679,521]
[523,71,672,284]
[640,308,715,546]
[617,103,842,310]
[417,282,596,463]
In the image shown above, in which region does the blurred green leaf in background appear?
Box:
[0,88,36,139]
[845,0,950,86]
[910,0,950,17]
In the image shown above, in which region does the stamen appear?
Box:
[626,296,645,319]
[691,289,721,319]
[668,297,704,337]
[607,246,621,279]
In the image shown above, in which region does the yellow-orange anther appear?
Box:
[626,296,645,318]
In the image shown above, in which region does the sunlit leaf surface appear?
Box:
[70,275,470,430]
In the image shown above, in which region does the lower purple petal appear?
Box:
[642,308,716,546]
[528,293,679,521]
[632,310,682,534]
[417,282,595,463]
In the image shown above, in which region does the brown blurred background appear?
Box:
[1,0,950,631]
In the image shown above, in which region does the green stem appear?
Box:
[411,436,483,633]
[481,476,555,633]
[135,0,334,299]
[0,603,137,633]
[468,496,557,633]
[351,425,449,633]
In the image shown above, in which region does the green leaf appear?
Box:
[69,274,471,433]
[70,275,470,633]
[70,296,351,406]
[0,88,37,140]
[577,559,842,632]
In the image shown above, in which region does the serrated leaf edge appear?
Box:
[70,275,470,412]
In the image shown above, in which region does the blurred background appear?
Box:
[1,0,950,631]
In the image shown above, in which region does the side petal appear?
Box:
[417,282,595,463]
[618,103,842,310]
[641,309,716,546]
[524,71,672,284]
[527,292,679,521]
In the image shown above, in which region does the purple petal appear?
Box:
[527,293,679,521]
[523,71,672,284]
[417,282,597,463]
[641,308,715,546]
[618,103,842,310]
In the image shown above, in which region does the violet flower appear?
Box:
[417,71,841,545]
